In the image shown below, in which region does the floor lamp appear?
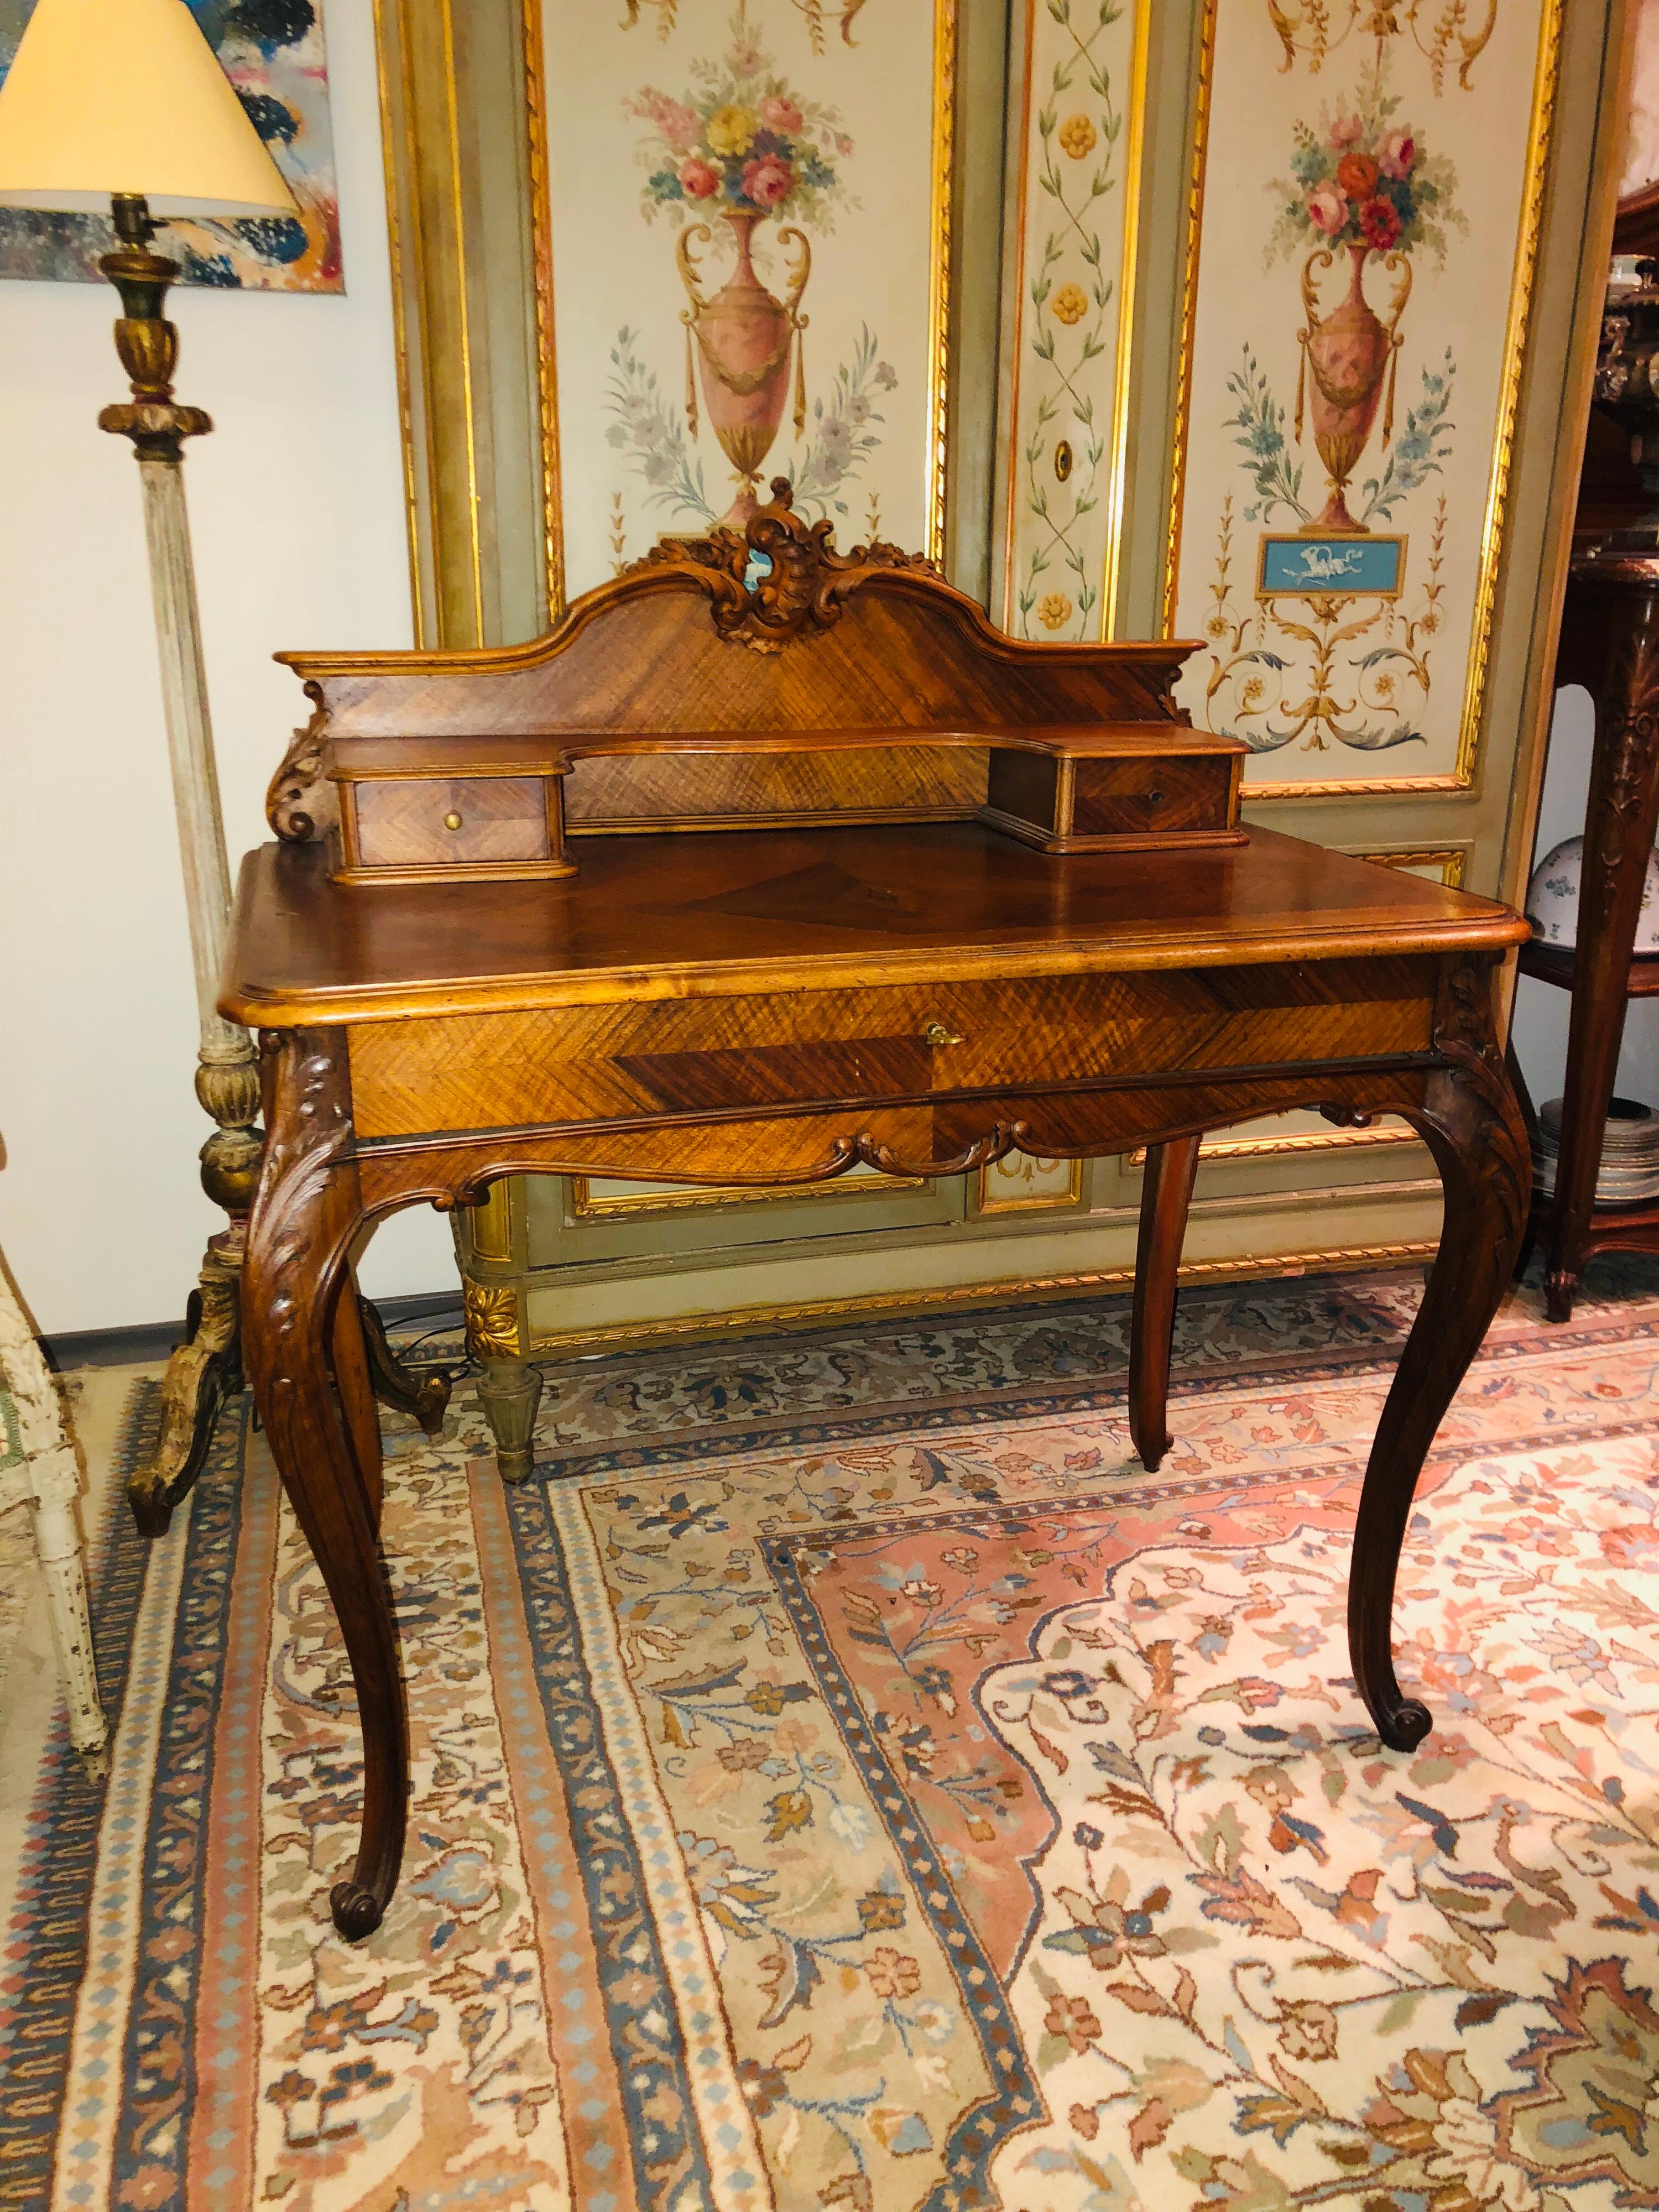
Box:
[0,0,448,1533]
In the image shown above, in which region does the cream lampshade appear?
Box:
[0,0,296,216]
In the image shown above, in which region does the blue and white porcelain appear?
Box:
[1525,834,1659,952]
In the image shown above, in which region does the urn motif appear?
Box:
[1297,242,1411,533]
[679,208,810,525]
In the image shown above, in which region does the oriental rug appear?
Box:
[5,1265,1659,2212]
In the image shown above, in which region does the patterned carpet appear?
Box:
[4,1264,1659,2212]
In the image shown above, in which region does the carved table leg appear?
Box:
[1349,968,1529,1750]
[1129,1135,1201,1472]
[331,1277,384,1535]
[243,1033,408,1940]
[463,1278,542,1484]
[475,1358,544,1486]
[1505,1042,1540,1283]
[357,1292,452,1438]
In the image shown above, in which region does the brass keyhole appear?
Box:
[923,1019,964,1048]
[1146,789,1164,805]
[444,810,464,831]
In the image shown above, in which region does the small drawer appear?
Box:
[352,777,550,868]
[982,743,1242,854]
[1072,753,1233,838]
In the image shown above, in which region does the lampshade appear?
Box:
[0,0,296,217]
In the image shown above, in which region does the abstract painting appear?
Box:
[0,0,342,291]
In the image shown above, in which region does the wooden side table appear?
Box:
[1519,549,1659,1318]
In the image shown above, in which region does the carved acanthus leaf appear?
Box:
[1423,959,1530,1251]
[247,1035,359,1386]
[463,1280,521,1360]
[267,688,337,844]
[635,477,936,655]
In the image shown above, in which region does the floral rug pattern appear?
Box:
[6,1266,1659,2212]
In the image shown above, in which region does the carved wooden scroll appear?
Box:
[636,478,936,655]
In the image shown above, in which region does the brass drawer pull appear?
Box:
[922,1019,964,1048]
[444,810,465,831]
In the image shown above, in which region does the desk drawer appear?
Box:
[351,778,550,868]
[349,957,1438,1140]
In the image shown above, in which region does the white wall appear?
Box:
[0,0,453,1334]
[1511,683,1659,1115]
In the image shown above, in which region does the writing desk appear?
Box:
[225,493,1530,1939]
[225,818,1528,1940]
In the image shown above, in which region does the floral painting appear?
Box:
[0,0,341,291]
[1168,3,1558,794]
[542,0,950,598]
[995,0,1142,640]
[630,44,848,226]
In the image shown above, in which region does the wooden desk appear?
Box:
[224,818,1529,1942]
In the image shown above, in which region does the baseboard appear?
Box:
[43,1290,464,1373]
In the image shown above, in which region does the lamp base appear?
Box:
[128,1253,453,1537]
[128,1230,244,1538]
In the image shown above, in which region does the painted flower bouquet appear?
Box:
[628,25,851,227]
[1270,93,1459,264]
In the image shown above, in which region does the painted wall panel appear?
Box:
[994,0,1144,638]
[1167,2,1561,798]
[539,0,951,599]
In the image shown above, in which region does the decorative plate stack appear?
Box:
[1525,834,1659,950]
[1532,1095,1659,1207]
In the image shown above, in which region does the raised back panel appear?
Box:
[267,486,1198,846]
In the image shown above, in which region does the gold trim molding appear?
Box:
[1161,0,1217,642]
[1453,0,1564,791]
[372,0,550,649]
[523,0,564,621]
[1161,0,1566,801]
[1356,845,1469,888]
[1128,1119,1419,1167]
[569,1171,926,1219]
[975,1156,1084,1213]
[372,0,429,645]
[526,1237,1439,1355]
[925,0,957,567]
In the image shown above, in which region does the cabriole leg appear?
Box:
[330,1277,384,1534]
[1349,974,1529,1750]
[1129,1134,1201,1471]
[243,1032,408,1941]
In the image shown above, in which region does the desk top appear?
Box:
[222,822,1528,1029]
